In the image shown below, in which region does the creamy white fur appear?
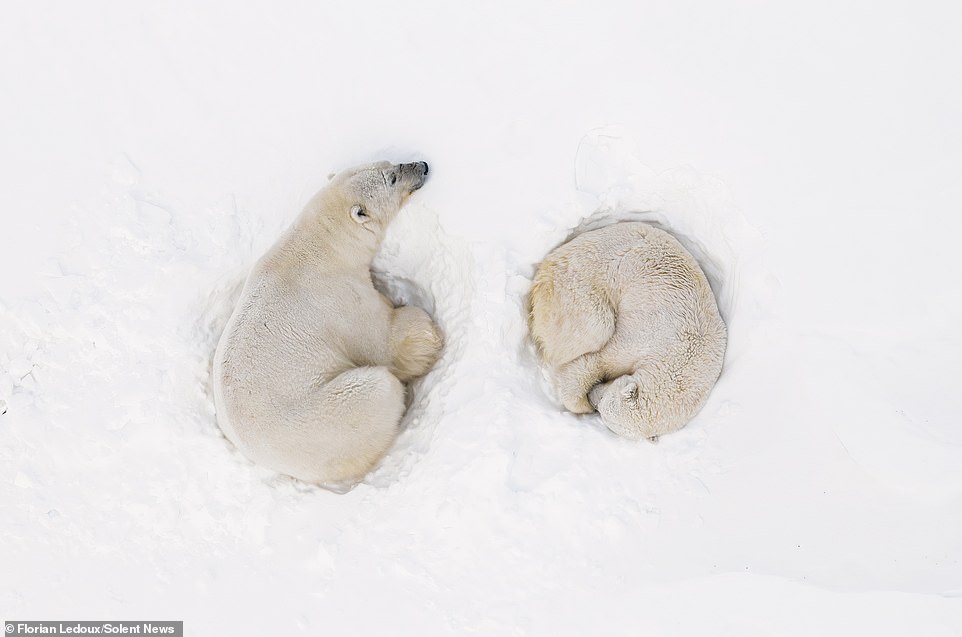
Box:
[529,222,727,440]
[212,161,441,486]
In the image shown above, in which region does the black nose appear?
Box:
[399,161,429,176]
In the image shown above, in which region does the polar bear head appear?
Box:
[592,374,663,442]
[315,160,429,253]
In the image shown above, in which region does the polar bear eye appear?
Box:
[351,204,369,223]
[387,172,398,186]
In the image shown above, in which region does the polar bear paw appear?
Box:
[389,306,443,383]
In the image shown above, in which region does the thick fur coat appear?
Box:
[213,161,441,485]
[529,222,726,440]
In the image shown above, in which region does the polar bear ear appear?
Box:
[327,172,336,181]
[351,204,370,224]
[621,381,638,401]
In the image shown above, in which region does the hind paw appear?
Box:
[389,306,443,382]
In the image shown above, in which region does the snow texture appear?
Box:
[2,1,961,635]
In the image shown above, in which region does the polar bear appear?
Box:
[212,160,442,486]
[529,222,726,441]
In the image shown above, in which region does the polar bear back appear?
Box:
[599,223,722,370]
[215,260,394,446]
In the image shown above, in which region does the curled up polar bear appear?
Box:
[213,161,442,486]
[529,222,727,441]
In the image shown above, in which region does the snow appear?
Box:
[2,1,961,634]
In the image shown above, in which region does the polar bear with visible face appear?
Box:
[213,161,441,486]
[529,222,726,441]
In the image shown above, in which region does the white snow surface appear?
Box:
[2,1,961,634]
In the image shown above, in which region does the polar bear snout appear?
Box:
[400,160,428,175]
[398,161,429,192]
